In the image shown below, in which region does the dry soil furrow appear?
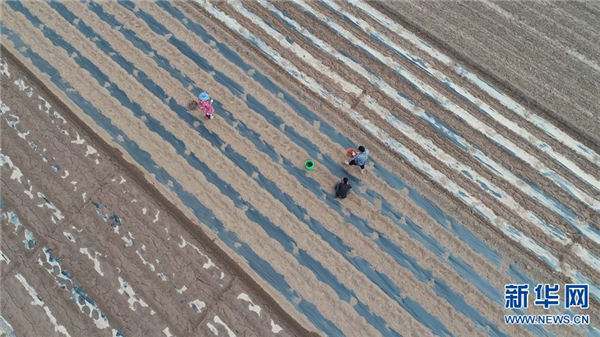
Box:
[490,1,600,65]
[558,1,600,31]
[375,1,600,145]
[440,1,598,107]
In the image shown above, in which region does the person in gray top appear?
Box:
[346,146,369,174]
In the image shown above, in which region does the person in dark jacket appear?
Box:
[335,177,352,199]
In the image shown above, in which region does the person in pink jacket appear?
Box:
[198,92,214,119]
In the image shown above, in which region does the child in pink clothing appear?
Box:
[198,92,214,119]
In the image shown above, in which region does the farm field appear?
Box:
[1,1,599,336]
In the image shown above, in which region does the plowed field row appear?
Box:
[1,1,598,336]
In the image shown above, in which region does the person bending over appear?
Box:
[335,177,352,199]
[346,145,369,174]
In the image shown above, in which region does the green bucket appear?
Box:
[305,159,314,170]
